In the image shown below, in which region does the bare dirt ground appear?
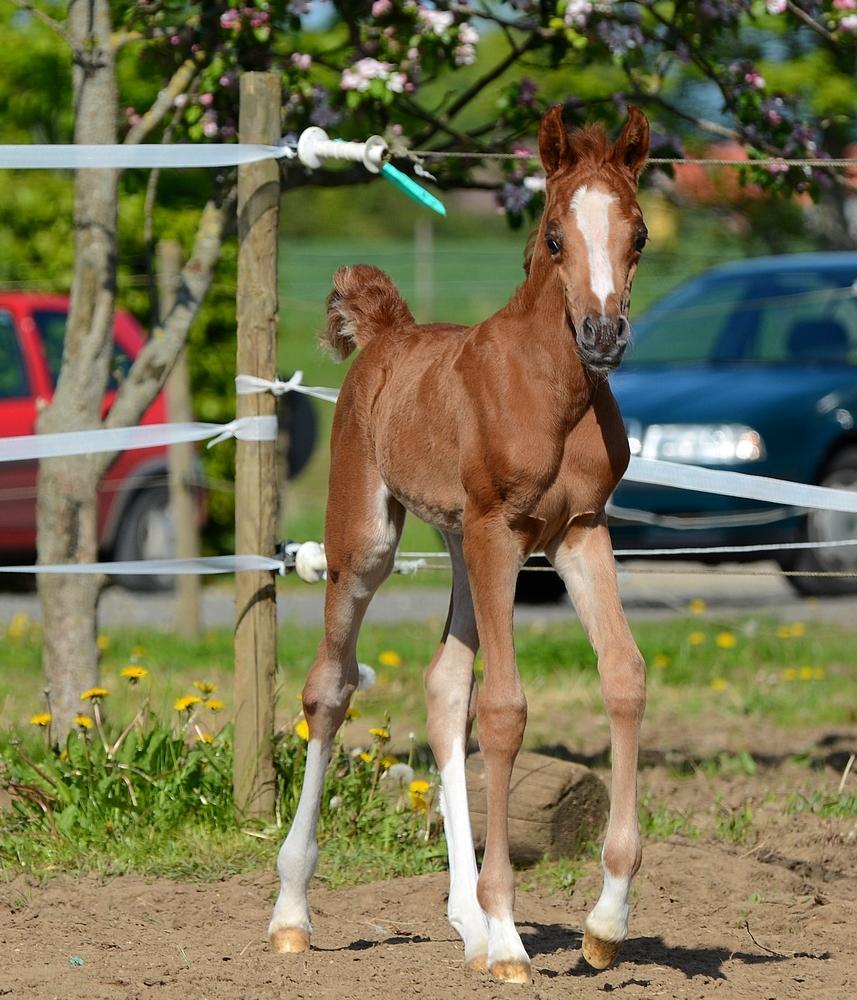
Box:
[2,716,855,1000]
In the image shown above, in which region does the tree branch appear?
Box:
[124,56,199,146]
[3,0,75,48]
[100,188,236,460]
[785,1,838,45]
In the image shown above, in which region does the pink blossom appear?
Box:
[564,0,592,28]
[766,0,787,13]
[199,92,214,107]
[454,43,477,66]
[458,22,479,46]
[250,11,269,27]
[220,8,241,30]
[341,57,397,92]
[841,13,857,30]
[372,0,392,14]
[418,8,454,33]
[173,93,188,108]
[744,70,765,89]
[767,160,789,174]
[291,52,312,71]
[834,0,857,9]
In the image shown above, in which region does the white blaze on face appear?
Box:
[570,185,616,314]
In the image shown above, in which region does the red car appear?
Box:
[0,292,177,590]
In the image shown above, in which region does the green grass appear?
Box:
[2,612,855,882]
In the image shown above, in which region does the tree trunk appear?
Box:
[37,0,118,740]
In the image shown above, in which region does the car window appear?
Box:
[628,276,753,364]
[750,272,857,364]
[32,308,134,389]
[630,268,857,366]
[0,310,28,399]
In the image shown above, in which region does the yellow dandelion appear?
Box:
[798,665,815,681]
[653,654,670,670]
[780,667,798,682]
[197,732,214,744]
[689,631,706,646]
[776,625,792,639]
[174,694,201,712]
[345,706,361,720]
[206,698,225,712]
[359,751,373,764]
[381,755,398,769]
[688,598,707,615]
[709,677,728,691]
[8,612,31,640]
[294,718,309,741]
[715,632,736,650]
[378,650,402,668]
[790,622,806,638]
[30,712,51,727]
[120,665,148,682]
[369,727,390,741]
[193,680,217,695]
[80,687,109,701]
[131,645,146,660]
[74,714,94,730]
[96,634,110,652]
[409,778,431,812]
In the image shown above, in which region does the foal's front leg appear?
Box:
[546,516,646,970]
[463,514,531,984]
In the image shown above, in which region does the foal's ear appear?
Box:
[612,106,649,180]
[539,104,572,177]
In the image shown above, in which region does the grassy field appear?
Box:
[2,610,855,885]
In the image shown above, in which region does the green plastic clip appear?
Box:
[380,162,446,216]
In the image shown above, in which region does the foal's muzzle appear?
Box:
[577,316,631,372]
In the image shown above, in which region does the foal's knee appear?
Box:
[476,683,527,759]
[599,648,646,725]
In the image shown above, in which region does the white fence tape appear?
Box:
[236,372,340,404]
[0,415,277,463]
[625,456,857,514]
[0,555,281,576]
[0,143,292,170]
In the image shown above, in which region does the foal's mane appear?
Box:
[521,122,611,277]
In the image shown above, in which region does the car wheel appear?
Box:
[787,446,857,597]
[111,485,176,593]
[514,556,568,604]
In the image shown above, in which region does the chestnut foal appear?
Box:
[269,105,650,983]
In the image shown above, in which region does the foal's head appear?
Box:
[538,105,649,373]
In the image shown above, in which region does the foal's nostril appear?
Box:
[577,316,631,371]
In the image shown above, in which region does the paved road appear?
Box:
[3,559,856,629]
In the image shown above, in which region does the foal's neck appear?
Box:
[500,238,594,402]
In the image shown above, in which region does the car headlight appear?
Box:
[639,423,766,465]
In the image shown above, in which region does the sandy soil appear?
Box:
[2,722,855,1000]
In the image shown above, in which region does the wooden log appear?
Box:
[233,71,281,817]
[465,751,608,866]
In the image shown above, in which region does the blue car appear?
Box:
[607,252,857,596]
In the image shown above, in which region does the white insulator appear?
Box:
[296,126,386,174]
[294,541,327,583]
[357,663,377,691]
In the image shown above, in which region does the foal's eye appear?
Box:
[546,236,561,256]
[634,232,648,253]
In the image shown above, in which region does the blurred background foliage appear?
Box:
[0,2,853,552]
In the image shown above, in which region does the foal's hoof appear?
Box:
[270,927,311,954]
[464,953,488,973]
[582,929,622,970]
[489,959,532,984]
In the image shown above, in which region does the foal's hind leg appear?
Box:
[268,464,404,954]
[425,534,489,970]
[546,515,646,971]
[462,513,531,984]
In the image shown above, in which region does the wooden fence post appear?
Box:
[234,71,281,817]
[159,238,202,639]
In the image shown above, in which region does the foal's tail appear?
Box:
[322,264,414,361]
